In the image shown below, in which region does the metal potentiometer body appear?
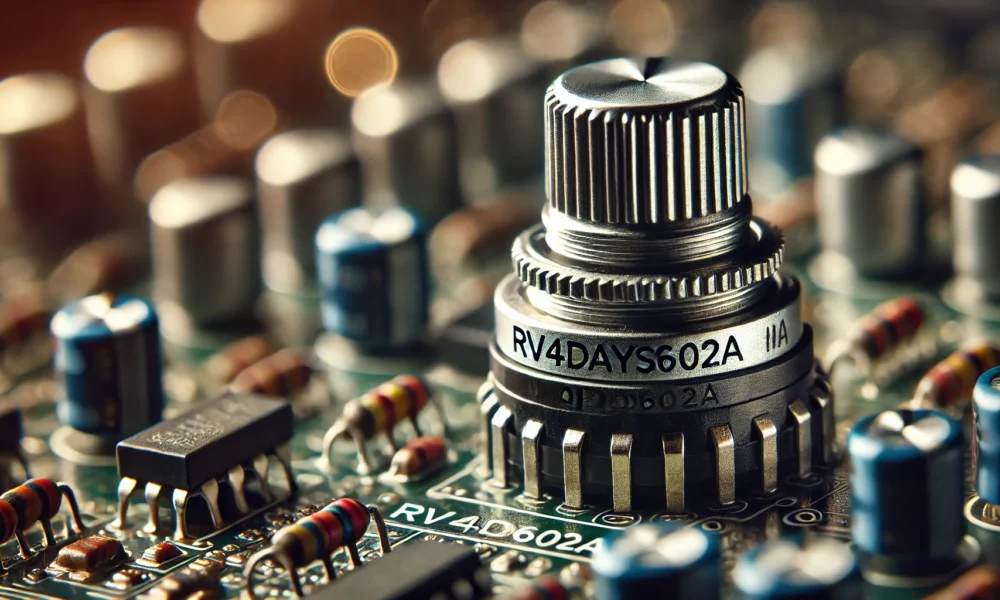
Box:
[481,57,832,512]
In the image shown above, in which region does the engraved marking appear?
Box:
[562,429,586,508]
[662,433,685,512]
[753,414,778,494]
[610,433,633,512]
[789,400,812,478]
[711,425,736,505]
[521,420,543,499]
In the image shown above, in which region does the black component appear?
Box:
[435,300,493,375]
[0,409,21,454]
[307,542,485,600]
[116,393,293,490]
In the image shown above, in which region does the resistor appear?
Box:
[46,230,149,304]
[826,297,925,381]
[0,285,53,357]
[0,478,84,557]
[244,498,391,599]
[504,575,580,600]
[322,375,445,472]
[922,565,1000,600]
[203,335,278,385]
[908,341,1000,411]
[230,348,312,397]
[388,436,448,479]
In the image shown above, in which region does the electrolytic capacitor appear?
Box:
[973,366,1000,505]
[315,207,428,353]
[739,45,843,197]
[437,37,547,198]
[591,523,720,600]
[149,176,260,332]
[733,538,861,599]
[51,294,163,440]
[848,409,965,564]
[256,129,361,293]
[950,156,1000,306]
[83,27,200,211]
[0,73,100,251]
[814,126,925,279]
[351,79,462,226]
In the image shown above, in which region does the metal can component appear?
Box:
[487,57,829,511]
[591,523,720,600]
[352,79,461,226]
[733,538,861,599]
[149,176,260,330]
[51,294,163,440]
[814,127,925,278]
[739,45,843,197]
[315,207,428,352]
[437,37,547,197]
[0,72,100,250]
[256,129,361,293]
[974,366,1000,505]
[848,409,964,560]
[83,27,200,207]
[950,156,1000,303]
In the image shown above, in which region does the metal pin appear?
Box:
[521,420,543,498]
[479,387,499,473]
[711,425,736,505]
[252,454,271,502]
[753,415,778,494]
[562,429,586,508]
[788,400,812,478]
[610,433,633,513]
[144,482,163,533]
[40,519,56,546]
[228,465,249,514]
[114,477,138,529]
[14,530,30,558]
[274,443,297,492]
[662,433,685,512]
[811,382,835,465]
[172,489,190,541]
[201,478,224,529]
[491,406,513,487]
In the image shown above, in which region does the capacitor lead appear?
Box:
[315,207,429,353]
[51,294,163,445]
[909,341,1000,412]
[733,538,861,599]
[848,409,971,582]
[256,129,362,294]
[591,523,720,600]
[826,297,926,382]
[244,498,391,598]
[322,375,443,472]
[149,176,260,332]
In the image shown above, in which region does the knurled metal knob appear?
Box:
[545,57,747,225]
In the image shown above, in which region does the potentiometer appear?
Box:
[480,57,832,512]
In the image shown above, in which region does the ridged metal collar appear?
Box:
[545,57,747,225]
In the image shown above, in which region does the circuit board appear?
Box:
[2,1,1000,599]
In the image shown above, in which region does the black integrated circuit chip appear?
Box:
[116,393,293,490]
[307,541,486,600]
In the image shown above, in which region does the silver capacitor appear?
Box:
[950,156,1000,304]
[739,44,843,198]
[352,79,461,226]
[256,129,362,293]
[437,37,547,198]
[149,176,260,332]
[814,126,925,279]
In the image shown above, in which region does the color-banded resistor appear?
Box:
[388,436,447,480]
[504,575,580,600]
[0,478,84,557]
[244,498,391,599]
[909,341,1000,411]
[826,297,926,381]
[203,335,278,385]
[230,348,312,397]
[322,375,445,472]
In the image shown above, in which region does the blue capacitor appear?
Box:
[51,293,163,438]
[848,409,964,559]
[739,45,843,197]
[592,523,720,600]
[734,538,861,600]
[315,207,429,352]
[974,366,1000,505]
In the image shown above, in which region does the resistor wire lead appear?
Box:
[244,498,390,599]
[826,296,925,381]
[0,478,84,557]
[907,341,1000,411]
